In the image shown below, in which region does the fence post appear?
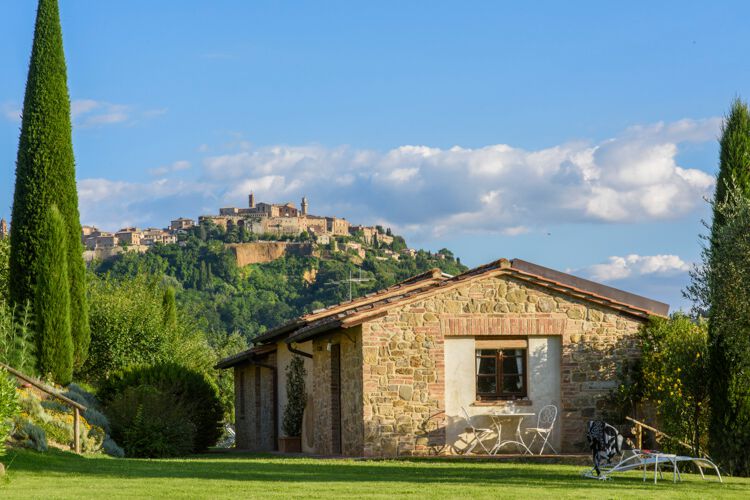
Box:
[636,424,642,450]
[74,407,81,454]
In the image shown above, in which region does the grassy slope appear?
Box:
[1,449,749,499]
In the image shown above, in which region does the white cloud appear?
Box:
[149,160,192,176]
[72,100,130,127]
[77,178,215,230]
[76,118,719,237]
[195,117,717,236]
[581,254,691,282]
[3,98,165,127]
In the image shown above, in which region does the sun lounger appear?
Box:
[582,420,722,483]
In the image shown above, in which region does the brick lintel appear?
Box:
[440,315,566,336]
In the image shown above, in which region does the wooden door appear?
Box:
[330,344,342,455]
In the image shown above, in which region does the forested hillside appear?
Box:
[94,226,467,341]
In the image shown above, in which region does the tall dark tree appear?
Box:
[8,0,89,368]
[712,98,750,234]
[35,205,73,385]
[702,98,750,476]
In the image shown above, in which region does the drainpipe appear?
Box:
[288,343,313,359]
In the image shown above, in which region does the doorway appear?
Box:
[330,343,342,455]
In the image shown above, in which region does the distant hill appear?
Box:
[94,225,467,340]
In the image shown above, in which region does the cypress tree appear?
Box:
[35,205,73,385]
[706,98,750,475]
[9,0,90,369]
[712,98,750,234]
[162,287,177,329]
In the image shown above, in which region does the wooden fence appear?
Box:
[0,362,87,454]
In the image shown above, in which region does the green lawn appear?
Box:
[1,449,749,499]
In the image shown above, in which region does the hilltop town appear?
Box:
[74,194,403,263]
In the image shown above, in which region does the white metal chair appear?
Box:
[460,407,494,455]
[525,404,558,454]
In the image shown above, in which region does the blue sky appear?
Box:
[2,0,748,310]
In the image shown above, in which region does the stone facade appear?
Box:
[312,328,364,456]
[359,274,644,455]
[228,266,651,457]
[234,353,277,451]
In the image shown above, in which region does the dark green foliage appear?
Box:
[9,0,89,370]
[95,234,467,340]
[162,287,177,328]
[282,355,306,437]
[107,385,196,458]
[692,184,750,476]
[713,98,750,234]
[35,205,73,384]
[100,362,223,453]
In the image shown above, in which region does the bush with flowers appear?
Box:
[639,313,709,456]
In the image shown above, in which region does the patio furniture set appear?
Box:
[461,404,558,455]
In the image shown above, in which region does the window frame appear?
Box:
[475,347,528,401]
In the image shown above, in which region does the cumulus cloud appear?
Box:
[77,178,216,230]
[581,254,691,282]
[196,118,718,236]
[76,118,718,238]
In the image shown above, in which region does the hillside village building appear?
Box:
[78,195,401,263]
[200,195,370,240]
[217,258,669,457]
[0,218,8,239]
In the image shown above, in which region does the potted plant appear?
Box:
[280,354,306,453]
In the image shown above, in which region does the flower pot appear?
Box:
[279,436,302,453]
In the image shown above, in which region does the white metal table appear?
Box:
[486,411,535,455]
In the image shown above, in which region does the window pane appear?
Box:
[502,355,523,376]
[477,349,498,356]
[476,356,496,375]
[502,375,524,394]
[477,376,497,394]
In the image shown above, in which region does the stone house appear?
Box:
[217,258,668,457]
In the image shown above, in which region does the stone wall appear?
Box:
[361,309,445,457]
[227,241,316,266]
[360,273,646,455]
[312,328,364,456]
[234,354,276,451]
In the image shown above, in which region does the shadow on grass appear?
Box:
[2,448,740,494]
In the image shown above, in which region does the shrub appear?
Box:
[639,314,709,456]
[0,368,20,451]
[83,274,214,381]
[12,417,48,452]
[103,436,125,458]
[282,354,306,437]
[14,384,119,455]
[101,362,223,454]
[108,385,195,458]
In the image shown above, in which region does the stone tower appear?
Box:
[0,218,7,239]
[249,192,255,209]
[301,196,308,215]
